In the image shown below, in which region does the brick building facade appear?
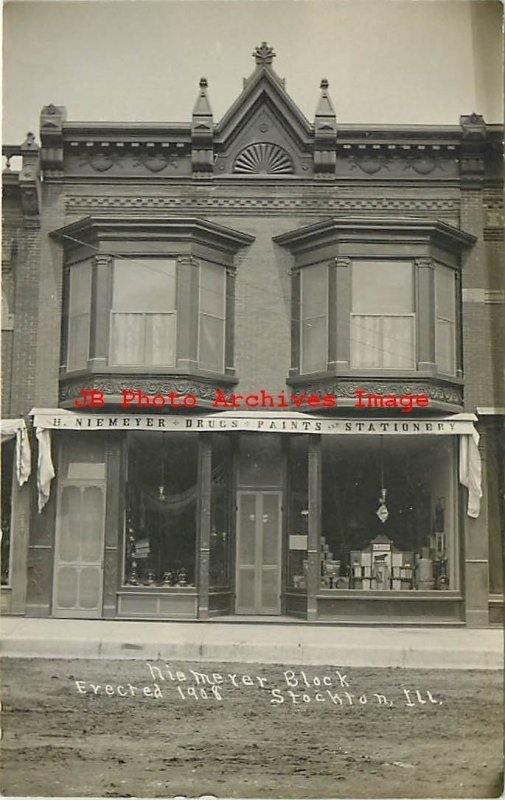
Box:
[2,44,504,625]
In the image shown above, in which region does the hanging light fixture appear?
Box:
[376,436,389,523]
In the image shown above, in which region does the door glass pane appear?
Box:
[262,494,280,565]
[352,261,413,314]
[237,568,255,610]
[238,495,256,564]
[79,567,101,609]
[56,566,78,608]
[59,486,82,563]
[261,569,278,610]
[81,486,104,562]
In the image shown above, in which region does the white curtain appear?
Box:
[459,430,482,518]
[35,427,55,513]
[0,418,31,486]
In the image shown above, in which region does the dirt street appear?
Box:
[1,658,503,798]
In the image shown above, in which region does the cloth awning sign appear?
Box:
[29,409,482,517]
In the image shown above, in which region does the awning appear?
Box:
[30,408,478,435]
[0,418,31,487]
[29,408,482,517]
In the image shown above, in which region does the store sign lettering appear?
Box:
[39,414,469,435]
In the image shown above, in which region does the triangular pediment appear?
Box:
[214,68,314,175]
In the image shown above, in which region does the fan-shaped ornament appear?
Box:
[233,143,293,175]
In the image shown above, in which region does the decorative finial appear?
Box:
[253,42,276,67]
[320,79,329,91]
[199,77,208,90]
[21,132,38,150]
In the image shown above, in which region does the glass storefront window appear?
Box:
[124,432,198,588]
[1,440,14,586]
[321,436,457,591]
[209,434,233,589]
[287,436,309,591]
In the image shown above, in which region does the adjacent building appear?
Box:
[2,44,504,625]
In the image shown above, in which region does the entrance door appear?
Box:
[236,491,282,614]
[52,480,106,617]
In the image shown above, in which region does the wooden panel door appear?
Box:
[236,491,282,615]
[52,480,106,617]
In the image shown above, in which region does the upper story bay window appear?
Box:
[274,219,474,411]
[110,259,177,368]
[65,257,229,374]
[55,217,254,406]
[350,260,416,370]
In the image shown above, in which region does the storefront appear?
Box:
[30,409,481,623]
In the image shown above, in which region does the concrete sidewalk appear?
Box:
[1,616,503,668]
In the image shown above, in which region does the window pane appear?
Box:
[301,264,328,319]
[1,441,14,585]
[350,315,382,368]
[124,432,198,587]
[69,262,92,314]
[436,319,456,374]
[301,317,327,372]
[110,313,144,365]
[351,316,414,368]
[67,263,91,370]
[200,262,225,317]
[436,266,456,321]
[67,313,91,371]
[210,434,233,589]
[382,316,415,368]
[199,314,224,372]
[113,259,176,312]
[352,261,413,314]
[321,436,456,591]
[147,313,177,366]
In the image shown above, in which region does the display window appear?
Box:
[1,440,15,586]
[287,435,309,591]
[209,433,233,589]
[320,435,458,591]
[124,432,198,588]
